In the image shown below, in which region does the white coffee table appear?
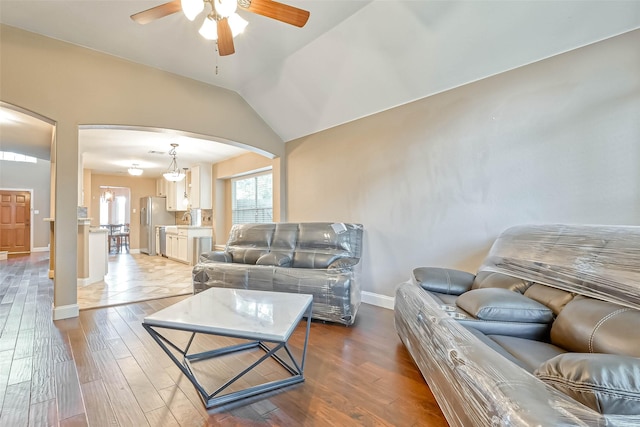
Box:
[142,287,313,409]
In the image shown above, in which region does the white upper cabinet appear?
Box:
[189,164,212,209]
[156,178,167,197]
[166,179,186,211]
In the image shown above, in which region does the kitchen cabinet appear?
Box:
[188,164,212,209]
[166,229,185,262]
[156,178,167,197]
[165,227,212,265]
[166,179,186,211]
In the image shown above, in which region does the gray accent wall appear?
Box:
[0,159,51,249]
[286,29,640,297]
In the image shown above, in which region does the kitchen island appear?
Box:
[163,226,213,265]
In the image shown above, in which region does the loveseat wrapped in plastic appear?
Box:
[395,224,640,426]
[192,222,363,325]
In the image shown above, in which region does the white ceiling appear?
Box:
[0,104,249,177]
[80,127,249,177]
[1,1,639,172]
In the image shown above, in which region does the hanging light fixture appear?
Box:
[128,164,143,176]
[163,143,186,182]
[101,187,114,202]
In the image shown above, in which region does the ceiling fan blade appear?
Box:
[242,0,310,28]
[217,18,235,56]
[130,0,182,25]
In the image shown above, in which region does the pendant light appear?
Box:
[163,143,186,182]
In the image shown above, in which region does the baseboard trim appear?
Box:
[53,303,79,320]
[129,249,141,254]
[77,277,91,286]
[362,291,395,310]
[32,247,50,253]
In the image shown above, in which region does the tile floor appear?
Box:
[77,253,194,310]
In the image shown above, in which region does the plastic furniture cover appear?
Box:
[395,224,640,426]
[193,222,363,325]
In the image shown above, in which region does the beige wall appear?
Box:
[90,174,157,250]
[212,152,282,245]
[286,29,640,297]
[1,24,283,316]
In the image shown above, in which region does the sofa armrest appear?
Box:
[413,267,475,295]
[328,257,359,270]
[199,251,232,263]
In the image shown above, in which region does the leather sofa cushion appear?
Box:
[428,292,458,306]
[413,267,475,295]
[230,248,269,264]
[256,253,291,267]
[457,288,554,323]
[457,318,550,341]
[463,326,528,370]
[524,284,574,315]
[199,251,231,263]
[550,297,640,357]
[488,335,566,373]
[270,223,298,260]
[228,223,275,247]
[292,252,342,269]
[534,353,640,415]
[292,223,363,268]
[472,271,532,294]
[297,223,348,250]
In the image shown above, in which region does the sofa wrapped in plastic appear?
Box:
[395,224,640,426]
[193,222,363,325]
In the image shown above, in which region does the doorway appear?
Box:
[99,186,131,253]
[0,190,31,253]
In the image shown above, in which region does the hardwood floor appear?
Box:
[0,253,447,426]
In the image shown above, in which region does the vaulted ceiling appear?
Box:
[1,1,639,174]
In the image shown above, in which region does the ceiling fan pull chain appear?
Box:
[215,43,220,75]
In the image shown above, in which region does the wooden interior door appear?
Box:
[0,190,31,254]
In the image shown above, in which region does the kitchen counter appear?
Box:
[162,226,213,265]
[160,225,211,233]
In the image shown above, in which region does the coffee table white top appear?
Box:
[143,288,313,342]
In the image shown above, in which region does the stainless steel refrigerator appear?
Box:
[140,196,175,255]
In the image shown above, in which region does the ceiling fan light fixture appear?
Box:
[213,0,237,18]
[228,13,248,37]
[199,17,218,40]
[181,0,204,21]
[128,164,144,176]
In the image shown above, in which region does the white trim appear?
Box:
[53,303,79,320]
[32,247,49,253]
[129,249,141,254]
[362,291,395,310]
[0,251,7,261]
[77,277,92,286]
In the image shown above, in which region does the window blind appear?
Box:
[232,172,273,224]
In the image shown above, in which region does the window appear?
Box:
[0,151,37,163]
[232,172,273,224]
[99,186,131,225]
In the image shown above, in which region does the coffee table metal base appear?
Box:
[143,303,312,409]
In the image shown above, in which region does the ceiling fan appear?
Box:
[130,0,310,56]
